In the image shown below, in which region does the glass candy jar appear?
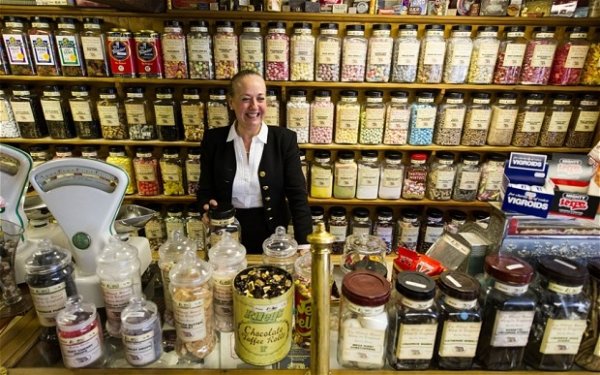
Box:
[341,233,387,278]
[40,85,75,139]
[333,150,357,199]
[565,94,600,148]
[356,150,380,200]
[120,296,163,367]
[341,24,367,82]
[133,147,161,196]
[452,153,481,202]
[443,25,473,84]
[417,25,446,84]
[180,87,205,142]
[359,90,385,144]
[487,92,519,146]
[97,87,127,140]
[402,152,428,200]
[162,20,188,79]
[125,87,156,140]
[539,93,573,147]
[262,226,298,274]
[520,26,557,85]
[287,89,310,143]
[160,148,185,196]
[315,23,341,82]
[2,16,36,75]
[208,204,241,248]
[395,208,421,251]
[328,206,348,254]
[0,86,18,138]
[213,20,238,80]
[207,88,229,130]
[477,153,506,201]
[309,89,334,144]
[384,91,410,145]
[106,146,135,194]
[10,85,47,138]
[426,152,456,201]
[187,20,213,80]
[462,92,492,146]
[290,22,315,81]
[493,26,527,85]
[512,93,546,147]
[350,207,372,237]
[69,85,100,139]
[56,18,86,77]
[365,23,393,82]
[418,207,444,253]
[265,21,289,81]
[28,17,61,76]
[409,91,437,146]
[575,260,600,371]
[434,92,466,146]
[549,26,590,86]
[80,17,110,77]
[392,24,420,83]
[378,150,404,200]
[335,90,360,144]
[310,150,333,199]
[154,87,181,141]
[467,26,500,84]
[239,21,264,75]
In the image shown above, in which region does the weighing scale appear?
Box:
[29,157,152,307]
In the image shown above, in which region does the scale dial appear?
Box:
[33,165,119,193]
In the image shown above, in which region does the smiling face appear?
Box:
[228,73,267,133]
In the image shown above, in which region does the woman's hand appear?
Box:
[202,199,218,225]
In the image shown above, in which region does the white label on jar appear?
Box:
[387,108,410,130]
[3,34,29,64]
[287,107,309,130]
[395,323,438,360]
[468,109,492,130]
[547,111,573,132]
[358,166,379,186]
[59,325,103,368]
[329,224,348,242]
[101,280,133,320]
[186,220,204,241]
[162,38,186,61]
[382,169,403,188]
[10,101,35,122]
[213,276,234,317]
[267,39,287,62]
[29,282,67,327]
[173,298,207,342]
[522,111,544,132]
[207,106,229,127]
[335,164,357,187]
[375,226,393,243]
[145,220,165,239]
[424,226,444,243]
[574,111,600,132]
[81,36,105,60]
[312,167,333,188]
[503,43,526,67]
[154,105,176,126]
[365,108,385,128]
[97,105,119,126]
[450,44,472,66]
[396,41,420,66]
[125,104,147,125]
[181,104,203,126]
[57,35,82,66]
[400,225,419,242]
[293,39,314,64]
[69,101,93,122]
[188,38,211,62]
[312,106,333,127]
[241,39,262,63]
[265,105,279,126]
[186,163,201,185]
[459,171,481,190]
[416,107,436,129]
[444,108,466,129]
[490,310,535,347]
[162,164,181,181]
[485,170,503,190]
[435,170,455,189]
[539,318,587,354]
[40,100,64,121]
[476,43,499,66]
[423,41,446,65]
[594,337,600,356]
[135,163,156,181]
[531,44,557,68]
[343,40,366,65]
[352,226,370,237]
[438,321,482,357]
[368,39,393,64]
[564,45,589,69]
[317,40,340,64]
[124,330,156,366]
[29,34,54,65]
[0,103,8,122]
[340,324,386,365]
[338,108,360,130]
[493,108,518,129]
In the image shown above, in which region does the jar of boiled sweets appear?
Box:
[125,87,156,140]
[162,20,188,79]
[477,153,506,201]
[520,26,557,85]
[106,146,135,194]
[187,20,213,80]
[2,16,36,75]
[333,150,357,199]
[290,22,315,81]
[10,85,47,138]
[207,87,230,130]
[434,91,466,146]
[208,203,241,248]
[443,25,473,84]
[476,254,536,370]
[80,17,109,77]
[549,26,590,86]
[366,23,393,82]
[56,18,86,77]
[467,26,500,84]
[512,92,546,147]
[0,86,18,137]
[402,152,428,200]
[287,89,310,143]
[409,91,437,145]
[121,296,163,367]
[462,92,492,146]
[342,233,387,277]
[265,21,289,81]
[181,87,205,142]
[328,206,348,254]
[338,271,391,369]
[539,93,573,147]
[581,31,600,86]
[373,206,394,253]
[384,91,410,145]
[265,88,280,127]
[565,94,599,148]
[487,92,519,146]
[69,85,100,138]
[154,87,181,141]
[444,209,467,235]
[213,20,238,80]
[315,23,341,82]
[97,87,127,140]
[378,150,403,200]
[160,148,185,196]
[418,207,444,253]
[145,208,166,252]
[133,147,161,196]
[392,24,420,83]
[335,90,360,144]
[417,24,446,83]
[435,271,482,370]
[40,85,75,139]
[239,21,264,75]
[427,151,456,201]
[360,90,385,144]
[356,150,380,200]
[575,260,600,371]
[341,24,367,82]
[185,147,201,195]
[262,226,298,274]
[310,89,334,144]
[493,26,527,85]
[525,256,590,371]
[387,271,438,370]
[310,150,333,198]
[165,206,186,240]
[452,153,481,202]
[395,208,420,251]
[28,17,61,76]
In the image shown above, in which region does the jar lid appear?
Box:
[293,22,312,30]
[289,89,306,97]
[83,17,102,25]
[136,146,152,154]
[345,24,364,32]
[399,24,418,31]
[31,16,52,24]
[58,17,77,24]
[588,259,600,279]
[384,150,402,160]
[80,145,98,153]
[580,93,598,103]
[342,271,390,307]
[417,91,435,99]
[29,145,49,152]
[98,87,117,95]
[533,26,555,33]
[372,23,391,31]
[242,21,261,29]
[216,20,234,28]
[390,91,408,99]
[472,210,490,221]
[479,26,498,33]
[209,203,235,220]
[169,250,213,288]
[156,87,174,95]
[108,145,125,153]
[315,89,331,97]
[340,90,358,97]
[320,22,338,30]
[164,20,183,28]
[401,208,419,219]
[446,92,464,100]
[314,150,330,159]
[487,153,507,162]
[25,240,72,276]
[4,16,26,23]
[55,145,73,152]
[163,147,179,155]
[484,254,534,285]
[438,271,480,300]
[551,92,572,102]
[410,152,428,161]
[209,87,227,96]
[365,90,383,98]
[189,20,208,28]
[361,150,377,158]
[42,85,60,92]
[310,205,325,217]
[506,26,525,33]
[209,232,247,266]
[426,207,443,219]
[448,209,467,222]
[266,88,278,97]
[525,93,545,101]
[126,87,144,94]
[329,206,347,217]
[537,256,587,286]
[498,92,518,100]
[262,226,298,257]
[352,207,369,218]
[472,92,491,100]
[425,24,444,31]
[376,206,393,218]
[182,87,199,96]
[461,152,480,163]
[451,25,472,32]
[268,21,286,29]
[167,204,183,214]
[395,271,436,300]
[338,150,355,160]
[436,151,454,161]
[566,26,588,33]
[187,147,201,156]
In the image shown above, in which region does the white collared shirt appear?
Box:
[227,122,268,209]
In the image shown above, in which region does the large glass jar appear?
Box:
[286,89,309,143]
[452,152,481,202]
[477,153,506,201]
[392,24,420,83]
[328,206,348,254]
[265,89,280,127]
[187,20,213,80]
[239,21,264,75]
[418,207,444,253]
[290,22,315,81]
[434,91,466,146]
[208,204,241,248]
[384,91,410,145]
[69,85,100,139]
[549,26,590,86]
[206,87,229,130]
[10,85,47,138]
[162,20,188,79]
[106,145,135,194]
[185,209,206,257]
[0,86,18,138]
[417,25,446,83]
[335,90,360,144]
[265,21,289,81]
[166,207,186,242]
[575,260,600,371]
[467,26,500,84]
[133,147,161,196]
[120,296,162,367]
[28,17,60,76]
[512,93,546,147]
[80,17,109,77]
[462,92,492,146]
[349,208,372,237]
[520,26,557,85]
[366,23,393,82]
[309,89,334,144]
[341,233,387,277]
[487,92,519,146]
[539,93,573,147]
[56,18,85,77]
[341,24,367,82]
[480,0,510,14]
[333,150,357,199]
[426,151,456,201]
[0,42,8,75]
[409,91,437,145]
[154,87,181,141]
[310,150,333,199]
[125,87,155,140]
[145,208,166,252]
[379,150,403,200]
[213,20,238,80]
[395,208,420,251]
[493,26,527,85]
[262,226,298,274]
[40,85,75,139]
[443,25,473,84]
[356,150,380,200]
[565,94,599,148]
[97,87,127,140]
[180,87,204,142]
[185,147,201,195]
[2,16,36,75]
[402,152,428,200]
[581,32,600,86]
[315,23,341,82]
[160,148,185,196]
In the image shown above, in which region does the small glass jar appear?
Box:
[333,150,357,199]
[185,209,206,257]
[315,23,341,82]
[549,26,590,86]
[445,209,467,234]
[443,25,473,84]
[417,25,446,84]
[539,93,573,147]
[262,226,298,274]
[213,20,238,80]
[208,203,241,248]
[493,26,527,85]
[40,85,75,139]
[575,260,600,371]
[69,85,100,139]
[581,32,600,86]
[54,145,73,159]
[356,150,380,200]
[342,233,387,277]
[28,16,61,76]
[287,89,310,143]
[265,21,289,81]
[462,92,492,146]
[512,93,546,147]
[378,150,403,200]
[373,206,394,254]
[384,91,410,145]
[328,206,348,254]
[341,24,367,82]
[290,22,315,81]
[185,147,201,195]
[2,16,36,75]
[160,148,185,196]
[265,88,280,127]
[434,92,466,146]
[360,90,385,144]
[418,207,444,253]
[338,271,390,369]
[239,21,264,75]
[0,87,18,138]
[125,87,156,140]
[187,20,214,80]
[366,23,393,82]
[409,91,437,146]
[487,92,519,146]
[520,26,557,85]
[80,17,110,77]
[56,18,86,77]
[435,271,482,370]
[207,87,230,130]
[106,146,135,194]
[121,296,163,367]
[133,147,161,196]
[311,206,325,232]
[467,26,500,84]
[476,254,536,370]
[387,271,438,370]
[525,256,590,371]
[477,153,506,202]
[165,205,186,240]
[565,94,599,148]
[310,89,334,144]
[154,87,181,141]
[181,88,205,142]
[349,207,372,237]
[426,151,456,201]
[29,145,51,168]
[10,85,47,138]
[80,145,99,159]
[97,87,127,140]
[452,153,481,202]
[310,150,333,198]
[335,90,360,144]
[145,209,166,252]
[402,152,428,200]
[472,210,490,228]
[162,20,188,79]
[392,24,420,83]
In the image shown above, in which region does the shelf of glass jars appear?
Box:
[308,197,490,207]
[0,137,199,147]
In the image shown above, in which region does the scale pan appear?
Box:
[114,204,155,232]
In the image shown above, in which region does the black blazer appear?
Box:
[197,125,312,244]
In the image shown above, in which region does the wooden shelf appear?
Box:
[308,197,491,207]
[1,137,199,147]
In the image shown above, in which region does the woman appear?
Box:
[197,70,312,253]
